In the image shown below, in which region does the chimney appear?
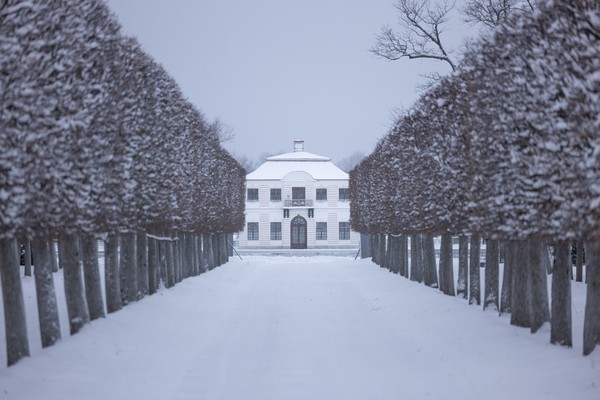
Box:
[293,139,304,152]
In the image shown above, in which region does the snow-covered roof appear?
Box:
[266,151,331,162]
[247,143,348,181]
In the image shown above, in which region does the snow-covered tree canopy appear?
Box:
[0,0,245,239]
[351,0,600,242]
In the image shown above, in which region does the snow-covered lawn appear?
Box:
[1,256,598,400]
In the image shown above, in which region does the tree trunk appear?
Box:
[196,234,205,274]
[120,232,138,305]
[32,237,61,348]
[222,233,229,265]
[529,238,550,333]
[583,235,600,355]
[178,234,185,276]
[147,236,159,294]
[576,240,584,282]
[186,233,195,277]
[104,234,122,314]
[227,233,234,258]
[361,234,371,258]
[457,236,468,299]
[399,235,409,278]
[551,241,572,347]
[542,244,552,275]
[469,234,481,305]
[49,237,58,272]
[212,233,223,267]
[136,232,149,298]
[439,234,455,296]
[80,234,105,321]
[23,239,32,277]
[204,234,215,270]
[59,233,90,335]
[410,234,422,282]
[0,238,30,366]
[511,239,531,327]
[370,235,378,265]
[423,234,438,288]
[383,235,389,270]
[165,239,175,288]
[173,233,181,282]
[484,239,499,311]
[500,241,514,314]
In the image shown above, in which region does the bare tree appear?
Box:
[208,118,235,144]
[371,0,458,72]
[461,0,535,28]
[336,151,365,173]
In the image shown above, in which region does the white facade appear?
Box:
[239,140,359,249]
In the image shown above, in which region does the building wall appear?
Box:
[239,178,359,249]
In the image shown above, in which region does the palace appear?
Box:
[238,140,359,249]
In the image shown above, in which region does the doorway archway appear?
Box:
[290,215,307,249]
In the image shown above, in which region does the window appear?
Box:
[247,222,259,240]
[283,209,290,218]
[339,188,350,201]
[308,208,314,218]
[339,222,350,240]
[316,188,327,201]
[292,187,305,200]
[247,188,259,202]
[316,222,327,240]
[270,222,282,240]
[270,188,281,201]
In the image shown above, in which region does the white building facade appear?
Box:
[239,140,359,250]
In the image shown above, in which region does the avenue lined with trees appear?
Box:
[352,0,600,355]
[0,0,245,366]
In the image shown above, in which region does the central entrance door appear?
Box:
[290,215,307,249]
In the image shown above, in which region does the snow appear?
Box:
[247,159,348,181]
[1,255,598,400]
[266,151,331,162]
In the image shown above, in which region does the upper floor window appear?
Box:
[316,188,327,201]
[339,188,350,201]
[292,187,305,200]
[247,188,259,202]
[270,188,281,201]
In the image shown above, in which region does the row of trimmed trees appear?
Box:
[0,0,245,366]
[350,0,600,355]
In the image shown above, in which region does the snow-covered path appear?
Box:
[1,256,598,400]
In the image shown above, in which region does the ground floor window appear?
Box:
[316,222,327,240]
[339,222,350,240]
[270,222,282,240]
[247,222,259,240]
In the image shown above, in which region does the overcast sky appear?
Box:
[106,0,471,164]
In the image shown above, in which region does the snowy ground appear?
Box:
[1,255,598,400]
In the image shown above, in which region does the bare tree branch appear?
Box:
[461,0,536,28]
[208,118,235,144]
[371,0,457,72]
